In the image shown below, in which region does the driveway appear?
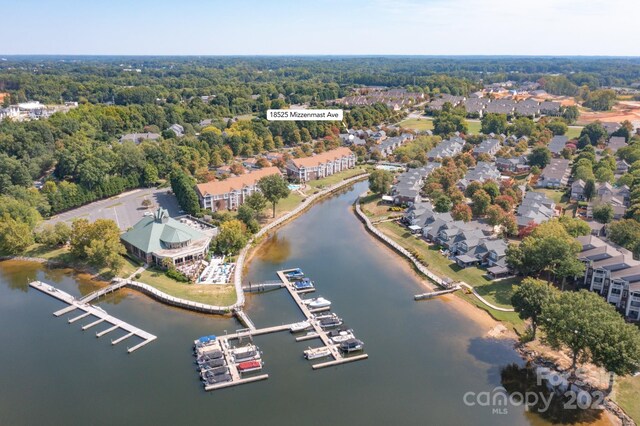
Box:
[47,187,181,231]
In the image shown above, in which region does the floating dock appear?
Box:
[197,268,367,392]
[29,281,157,353]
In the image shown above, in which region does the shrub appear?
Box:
[166,268,190,283]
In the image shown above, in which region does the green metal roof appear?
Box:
[120,208,206,254]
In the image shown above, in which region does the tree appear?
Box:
[451,203,472,222]
[561,105,579,124]
[511,278,558,338]
[141,198,153,209]
[433,112,467,136]
[170,168,200,215]
[368,169,394,195]
[592,203,614,224]
[542,290,640,373]
[580,122,608,146]
[527,146,551,169]
[244,192,267,216]
[0,214,34,255]
[482,181,500,201]
[142,164,159,187]
[594,166,614,183]
[545,119,568,136]
[237,204,260,233]
[464,181,483,198]
[481,113,508,135]
[608,219,640,257]
[583,179,596,201]
[485,205,505,227]
[36,222,71,247]
[557,216,590,237]
[511,117,535,137]
[434,195,452,213]
[506,220,584,285]
[258,174,290,218]
[471,189,491,216]
[69,218,124,274]
[214,219,248,255]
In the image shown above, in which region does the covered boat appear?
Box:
[285,268,304,278]
[292,278,314,290]
[303,297,331,309]
[329,330,355,344]
[237,360,263,373]
[198,358,225,370]
[318,316,343,329]
[303,346,332,360]
[339,338,364,353]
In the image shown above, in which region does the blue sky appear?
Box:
[3,0,640,55]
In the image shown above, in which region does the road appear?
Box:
[47,187,181,231]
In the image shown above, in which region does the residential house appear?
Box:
[427,137,465,160]
[458,162,501,190]
[548,135,568,156]
[607,136,627,154]
[168,123,185,137]
[391,163,441,205]
[496,156,530,173]
[616,159,630,175]
[570,179,587,201]
[516,191,557,228]
[586,183,630,220]
[577,235,640,322]
[538,101,561,116]
[371,134,413,157]
[285,147,356,182]
[536,158,571,188]
[196,167,281,211]
[601,122,622,135]
[472,138,501,158]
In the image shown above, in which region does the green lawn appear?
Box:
[271,191,304,218]
[138,267,237,306]
[305,167,367,190]
[118,256,142,278]
[614,375,640,424]
[397,118,434,131]
[375,221,525,331]
[466,120,482,135]
[533,188,569,207]
[566,126,583,140]
[21,243,69,260]
[397,117,481,135]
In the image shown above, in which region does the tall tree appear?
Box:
[368,169,394,195]
[511,278,558,338]
[258,174,290,218]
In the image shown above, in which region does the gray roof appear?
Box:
[548,135,568,154]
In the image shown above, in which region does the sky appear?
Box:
[3,0,640,56]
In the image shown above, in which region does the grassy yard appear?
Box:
[397,118,434,131]
[397,117,482,135]
[360,193,401,220]
[21,243,69,260]
[118,256,142,278]
[305,167,368,190]
[566,126,583,140]
[533,188,569,207]
[613,375,640,423]
[271,191,304,218]
[376,221,525,330]
[138,267,237,306]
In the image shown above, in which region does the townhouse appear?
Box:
[496,156,530,174]
[577,235,640,322]
[457,161,501,191]
[426,137,465,160]
[516,191,557,228]
[391,163,441,206]
[472,138,501,158]
[285,147,356,183]
[548,135,568,157]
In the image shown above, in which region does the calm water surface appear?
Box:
[0,182,610,425]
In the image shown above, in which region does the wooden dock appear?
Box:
[195,267,367,392]
[29,281,157,353]
[414,286,461,300]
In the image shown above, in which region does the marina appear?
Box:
[193,267,368,392]
[28,280,157,353]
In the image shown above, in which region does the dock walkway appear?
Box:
[29,281,157,353]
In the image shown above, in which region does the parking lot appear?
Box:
[47,187,182,231]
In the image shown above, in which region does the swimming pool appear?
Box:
[288,184,301,190]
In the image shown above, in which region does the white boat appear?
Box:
[289,321,311,333]
[230,344,257,356]
[329,330,355,344]
[303,297,331,309]
[304,346,332,360]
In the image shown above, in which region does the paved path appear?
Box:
[354,194,515,313]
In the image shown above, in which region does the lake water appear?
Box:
[0,181,611,425]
